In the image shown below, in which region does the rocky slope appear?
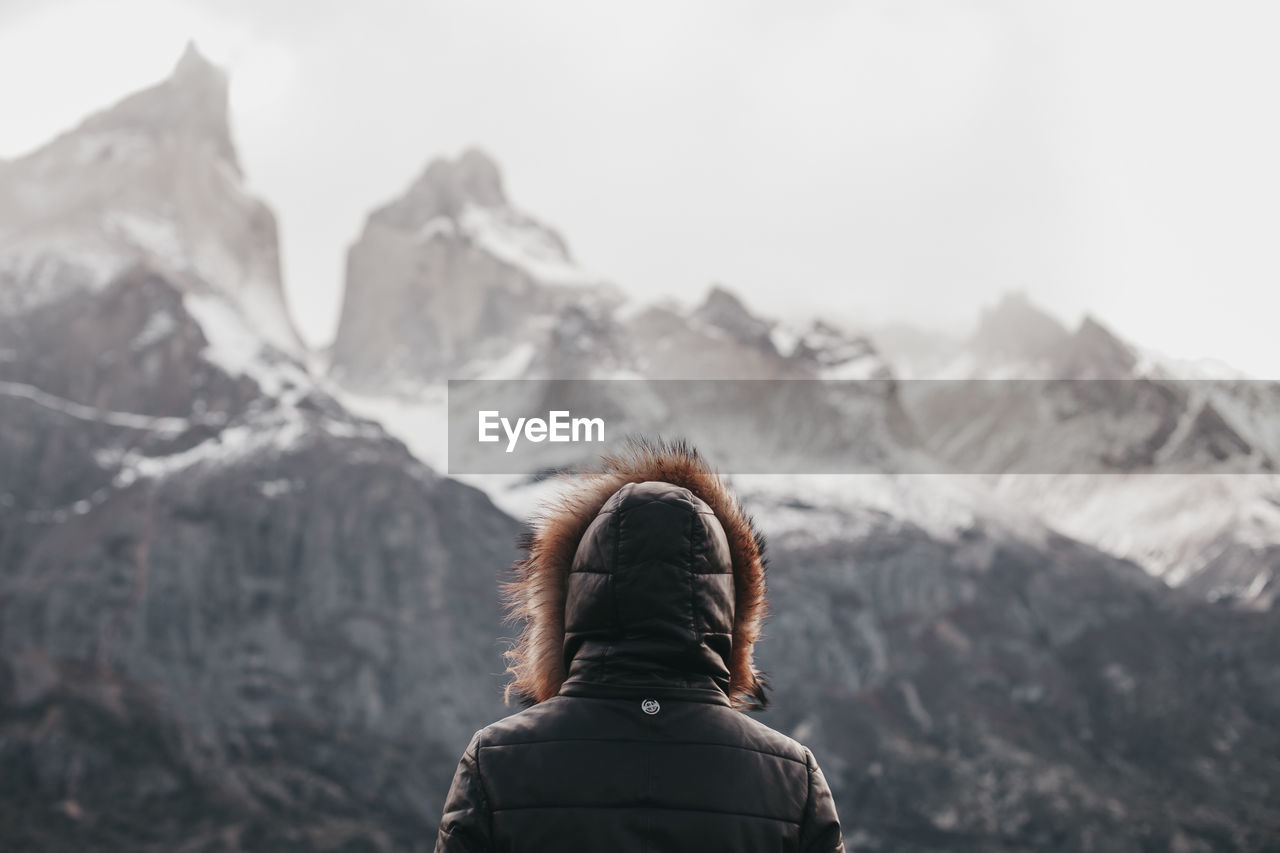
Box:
[748,481,1280,850]
[0,49,519,851]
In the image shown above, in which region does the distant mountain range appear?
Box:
[328,139,1279,610]
[2,45,1277,851]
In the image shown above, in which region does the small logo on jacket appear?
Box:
[641,698,661,715]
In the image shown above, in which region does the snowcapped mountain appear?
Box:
[6,46,1280,851]
[326,158,907,479]
[328,146,619,391]
[326,147,1280,611]
[890,292,1280,606]
[0,48,522,849]
[0,42,303,362]
[322,141,1280,849]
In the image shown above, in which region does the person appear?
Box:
[434,439,844,852]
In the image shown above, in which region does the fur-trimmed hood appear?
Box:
[503,439,770,710]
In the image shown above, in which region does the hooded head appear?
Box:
[503,439,769,710]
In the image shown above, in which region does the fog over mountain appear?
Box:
[3,48,1279,852]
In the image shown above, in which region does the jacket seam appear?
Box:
[478,737,808,765]
[609,494,623,678]
[611,495,696,511]
[488,803,802,824]
[556,683,731,705]
[801,747,816,846]
[473,738,494,840]
[688,505,697,644]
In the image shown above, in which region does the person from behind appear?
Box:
[435,439,844,852]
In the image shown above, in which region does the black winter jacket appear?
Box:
[435,445,844,852]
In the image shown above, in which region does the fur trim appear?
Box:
[502,437,770,710]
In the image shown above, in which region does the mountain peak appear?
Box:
[422,147,504,205]
[452,147,504,198]
[698,283,748,313]
[171,40,223,87]
[1052,314,1137,378]
[0,42,302,357]
[373,147,508,229]
[73,42,237,170]
[691,284,777,352]
[971,291,1070,361]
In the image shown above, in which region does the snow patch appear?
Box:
[257,478,294,498]
[117,407,310,484]
[459,204,602,287]
[990,472,1280,596]
[417,216,458,242]
[769,324,801,357]
[0,380,188,434]
[332,384,449,471]
[106,210,186,269]
[132,309,178,350]
[183,291,310,399]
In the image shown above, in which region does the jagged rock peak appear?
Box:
[1186,402,1256,461]
[77,40,237,170]
[971,291,1070,360]
[372,147,508,229]
[172,39,222,82]
[1073,315,1131,356]
[695,284,763,326]
[691,284,776,351]
[1053,314,1137,378]
[794,319,882,369]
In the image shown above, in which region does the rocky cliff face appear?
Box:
[328,147,616,390]
[0,51,520,851]
[751,490,1280,850]
[0,265,522,849]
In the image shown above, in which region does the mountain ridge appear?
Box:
[4,46,1280,852]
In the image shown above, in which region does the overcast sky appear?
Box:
[2,1,1278,376]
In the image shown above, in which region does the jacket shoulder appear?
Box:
[710,705,812,765]
[474,696,811,767]
[470,696,583,746]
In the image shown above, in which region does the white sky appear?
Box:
[2,1,1278,376]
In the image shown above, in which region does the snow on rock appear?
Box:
[331,382,450,472]
[0,43,304,360]
[0,380,190,434]
[331,147,613,389]
[369,146,604,290]
[458,204,603,287]
[183,291,310,399]
[894,290,1280,606]
[790,319,893,380]
[989,472,1280,600]
[735,472,1051,550]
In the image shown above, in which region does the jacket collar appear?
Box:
[557,671,733,707]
